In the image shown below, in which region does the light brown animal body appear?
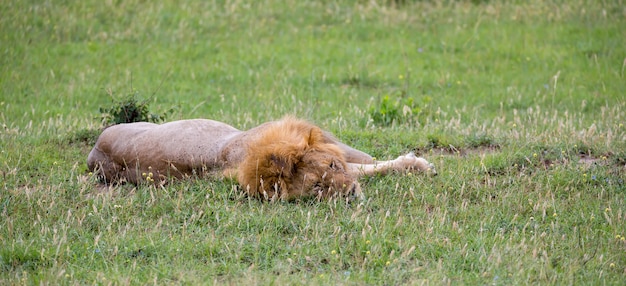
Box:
[87,116,435,200]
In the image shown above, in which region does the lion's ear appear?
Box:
[306,126,324,146]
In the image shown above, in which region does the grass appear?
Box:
[1,0,625,284]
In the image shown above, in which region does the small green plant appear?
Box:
[99,90,171,126]
[369,95,399,126]
[369,94,430,126]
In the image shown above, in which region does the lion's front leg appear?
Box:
[391,153,436,174]
[347,153,436,177]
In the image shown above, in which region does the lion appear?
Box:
[87,116,436,201]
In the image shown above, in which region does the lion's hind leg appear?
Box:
[87,147,125,184]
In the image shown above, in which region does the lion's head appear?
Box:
[237,117,361,201]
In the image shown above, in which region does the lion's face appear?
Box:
[237,119,362,201]
[280,145,361,200]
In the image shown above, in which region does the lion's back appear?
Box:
[93,119,242,171]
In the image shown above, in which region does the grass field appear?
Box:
[1,0,625,284]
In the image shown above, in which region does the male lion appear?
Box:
[87,116,435,201]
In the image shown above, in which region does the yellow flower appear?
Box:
[366,251,371,255]
[610,263,615,268]
[365,240,371,245]
[398,74,404,80]
[331,250,337,255]
[385,261,391,266]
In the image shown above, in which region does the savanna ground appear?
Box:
[1,0,625,284]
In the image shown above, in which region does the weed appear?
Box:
[99,90,172,127]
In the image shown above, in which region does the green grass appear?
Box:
[1,0,625,284]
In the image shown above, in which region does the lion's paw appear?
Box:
[397,153,437,175]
